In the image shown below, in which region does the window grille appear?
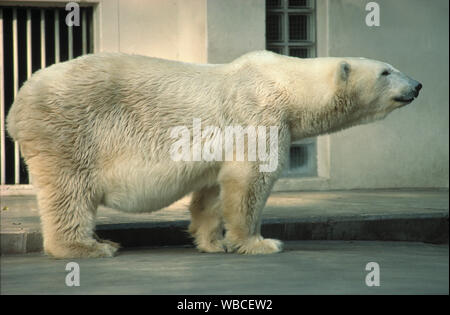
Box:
[266,0,317,177]
[0,5,94,185]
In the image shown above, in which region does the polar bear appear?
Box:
[6,51,422,258]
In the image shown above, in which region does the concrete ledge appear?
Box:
[0,230,43,255]
[95,215,449,249]
[1,190,448,255]
[3,216,446,254]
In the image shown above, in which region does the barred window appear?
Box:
[266,0,317,177]
[266,0,315,57]
[0,5,94,185]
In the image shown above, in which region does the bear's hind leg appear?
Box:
[37,181,118,259]
[188,185,225,253]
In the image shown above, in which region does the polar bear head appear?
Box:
[291,56,422,138]
[336,57,422,123]
[245,52,423,140]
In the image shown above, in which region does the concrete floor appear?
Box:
[1,241,448,295]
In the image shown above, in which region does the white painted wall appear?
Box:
[99,0,207,63]
[2,0,447,190]
[206,0,266,63]
[325,0,449,189]
[206,0,449,190]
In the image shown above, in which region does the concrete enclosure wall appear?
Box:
[1,0,447,190]
[99,0,207,63]
[326,0,449,189]
[206,0,266,63]
[99,0,265,64]
[203,0,449,189]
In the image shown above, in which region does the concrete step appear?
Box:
[1,189,448,255]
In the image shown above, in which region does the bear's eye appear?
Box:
[381,70,391,76]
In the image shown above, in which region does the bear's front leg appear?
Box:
[218,163,282,254]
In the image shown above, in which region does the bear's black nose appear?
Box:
[414,83,422,97]
[416,83,423,92]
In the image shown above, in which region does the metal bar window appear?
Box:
[266,0,315,57]
[266,0,318,177]
[0,5,94,186]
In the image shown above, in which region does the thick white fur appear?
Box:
[7,51,419,258]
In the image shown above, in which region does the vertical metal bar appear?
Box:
[82,9,87,55]
[37,9,46,187]
[26,9,32,77]
[40,9,45,68]
[26,9,33,185]
[68,24,73,59]
[54,9,60,63]
[12,8,19,184]
[283,0,289,55]
[89,7,94,53]
[0,9,5,184]
[38,9,46,185]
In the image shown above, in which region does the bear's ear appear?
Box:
[338,61,351,82]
